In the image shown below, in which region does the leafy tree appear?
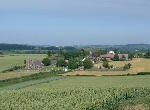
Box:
[144,51,150,58]
[113,54,119,61]
[24,60,26,64]
[47,51,51,57]
[103,61,110,68]
[68,59,79,69]
[83,59,93,69]
[123,63,132,70]
[56,59,67,67]
[42,58,51,66]
[93,49,107,57]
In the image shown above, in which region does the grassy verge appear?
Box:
[0,70,65,88]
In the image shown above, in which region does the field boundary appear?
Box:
[0,76,67,91]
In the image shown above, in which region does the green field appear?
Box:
[0,54,46,72]
[1,75,150,110]
[0,54,47,80]
[1,55,150,109]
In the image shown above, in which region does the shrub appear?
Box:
[42,58,51,66]
[83,59,93,69]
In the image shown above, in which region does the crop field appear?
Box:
[65,58,150,76]
[0,76,150,110]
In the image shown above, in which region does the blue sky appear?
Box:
[0,0,150,46]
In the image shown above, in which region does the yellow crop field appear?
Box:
[65,58,150,76]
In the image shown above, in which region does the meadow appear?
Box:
[0,54,46,72]
[1,75,150,110]
[0,54,46,80]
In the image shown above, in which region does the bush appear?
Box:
[123,63,132,70]
[103,61,113,69]
[42,58,51,66]
[83,59,93,69]
[137,72,150,75]
[2,65,25,73]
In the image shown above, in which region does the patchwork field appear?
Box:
[65,58,150,76]
[1,75,150,110]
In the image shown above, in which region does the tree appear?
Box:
[56,59,67,67]
[103,61,110,68]
[83,59,93,69]
[47,51,51,57]
[42,58,51,66]
[113,54,119,61]
[145,51,150,58]
[24,60,26,65]
[123,63,132,70]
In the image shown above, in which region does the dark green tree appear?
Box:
[103,61,110,68]
[42,58,51,66]
[83,59,93,69]
[113,54,119,61]
[56,59,67,67]
[47,51,51,57]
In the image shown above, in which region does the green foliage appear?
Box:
[144,51,150,58]
[68,59,82,69]
[47,51,51,57]
[123,63,132,70]
[56,59,67,67]
[2,65,25,73]
[92,49,107,57]
[113,54,120,61]
[0,71,65,88]
[102,61,113,69]
[42,58,51,66]
[137,72,150,75]
[83,59,93,69]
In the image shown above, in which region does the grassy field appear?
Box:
[0,54,46,72]
[1,75,150,110]
[0,54,47,80]
[65,58,150,76]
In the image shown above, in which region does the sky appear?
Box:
[0,0,150,46]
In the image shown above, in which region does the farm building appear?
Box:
[99,54,115,60]
[118,54,129,60]
[26,58,44,69]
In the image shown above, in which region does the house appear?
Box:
[26,58,44,69]
[51,54,58,57]
[98,51,115,60]
[99,54,115,60]
[32,60,44,69]
[118,54,129,60]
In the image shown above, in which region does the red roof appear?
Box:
[99,54,115,59]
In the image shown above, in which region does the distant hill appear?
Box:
[0,44,76,51]
[1,43,150,51]
[77,44,150,51]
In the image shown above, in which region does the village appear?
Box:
[25,49,130,72]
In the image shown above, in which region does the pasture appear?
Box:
[1,75,150,110]
[65,58,150,76]
[0,54,46,80]
[0,54,46,72]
